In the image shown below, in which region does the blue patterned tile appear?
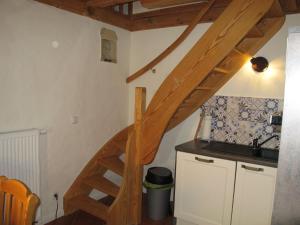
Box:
[216,96,227,109]
[264,99,279,113]
[204,95,282,149]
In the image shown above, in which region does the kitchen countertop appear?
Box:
[175,140,278,168]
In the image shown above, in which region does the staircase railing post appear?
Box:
[129,87,146,224]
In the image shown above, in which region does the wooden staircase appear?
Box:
[64,126,132,221]
[64,0,285,224]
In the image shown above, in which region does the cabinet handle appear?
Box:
[242,165,264,172]
[195,156,214,163]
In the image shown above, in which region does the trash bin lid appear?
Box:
[145,167,173,185]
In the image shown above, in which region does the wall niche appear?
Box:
[101,28,117,63]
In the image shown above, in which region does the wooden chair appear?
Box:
[0,176,40,225]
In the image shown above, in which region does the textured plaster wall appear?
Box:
[0,0,130,223]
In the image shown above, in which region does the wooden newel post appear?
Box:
[130,87,146,225]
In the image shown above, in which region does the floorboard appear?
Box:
[45,195,175,225]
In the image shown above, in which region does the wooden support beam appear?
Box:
[119,4,124,14]
[131,4,225,31]
[132,2,208,19]
[280,0,298,12]
[131,2,227,31]
[34,0,133,30]
[265,0,284,17]
[128,2,133,16]
[34,0,231,31]
[132,0,230,19]
[127,0,216,83]
[88,8,132,30]
[35,0,87,15]
[140,0,204,9]
[34,0,300,31]
[86,0,134,8]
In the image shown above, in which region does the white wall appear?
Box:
[128,15,300,183]
[0,0,130,223]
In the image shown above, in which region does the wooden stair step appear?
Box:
[177,103,192,109]
[213,67,230,74]
[69,195,109,221]
[246,25,264,38]
[111,140,127,152]
[195,86,213,90]
[98,137,128,158]
[98,156,124,176]
[84,175,120,198]
[265,0,284,17]
[232,47,246,55]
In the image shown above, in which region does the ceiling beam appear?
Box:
[132,0,229,19]
[35,0,86,15]
[140,0,205,9]
[34,0,300,31]
[280,0,298,12]
[86,0,134,8]
[265,0,284,17]
[89,8,133,30]
[35,0,133,30]
[131,2,226,30]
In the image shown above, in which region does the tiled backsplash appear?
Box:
[201,96,283,149]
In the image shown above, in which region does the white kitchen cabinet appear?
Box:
[174,152,277,225]
[231,162,277,225]
[174,151,236,225]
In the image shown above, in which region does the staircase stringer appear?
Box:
[106,131,134,225]
[141,0,281,164]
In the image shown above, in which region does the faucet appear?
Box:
[252,135,279,156]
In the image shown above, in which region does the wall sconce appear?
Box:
[250,56,269,72]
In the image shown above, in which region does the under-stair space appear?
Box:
[68,156,125,219]
[64,127,131,223]
[64,0,286,225]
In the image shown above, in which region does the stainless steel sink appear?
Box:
[260,148,279,161]
[202,141,279,161]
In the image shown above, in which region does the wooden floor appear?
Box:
[45,195,175,225]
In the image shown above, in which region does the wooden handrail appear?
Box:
[126,0,216,83]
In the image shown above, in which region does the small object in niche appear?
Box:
[101,28,117,63]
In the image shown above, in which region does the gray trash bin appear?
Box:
[144,167,174,221]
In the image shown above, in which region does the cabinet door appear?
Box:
[174,152,236,225]
[231,162,277,225]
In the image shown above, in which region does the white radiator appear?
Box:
[0,129,42,223]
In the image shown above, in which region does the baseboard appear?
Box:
[41,209,64,224]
